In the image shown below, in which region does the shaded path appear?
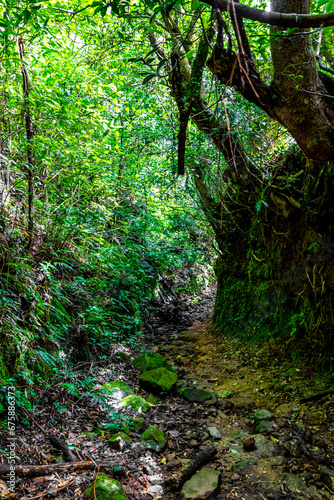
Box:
[3,284,334,500]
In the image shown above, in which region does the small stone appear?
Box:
[45,488,58,497]
[189,439,198,447]
[242,436,257,451]
[147,485,163,496]
[147,475,163,485]
[167,459,181,469]
[101,381,134,401]
[203,400,216,407]
[133,351,171,372]
[231,474,240,481]
[133,417,146,432]
[131,442,146,455]
[255,420,275,434]
[179,387,217,403]
[208,427,221,439]
[254,409,274,423]
[83,473,128,500]
[108,432,131,450]
[143,465,154,475]
[141,426,167,451]
[181,467,221,500]
[119,395,149,413]
[139,367,178,394]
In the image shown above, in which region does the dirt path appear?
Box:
[156,318,334,499]
[2,284,334,500]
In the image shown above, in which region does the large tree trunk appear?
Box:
[270,0,334,162]
[153,0,334,361]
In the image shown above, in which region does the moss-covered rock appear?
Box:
[108,432,132,450]
[83,473,128,500]
[179,387,217,403]
[119,395,150,413]
[133,351,171,372]
[132,417,146,432]
[254,409,274,423]
[101,380,134,397]
[146,394,157,405]
[139,367,177,394]
[141,426,166,451]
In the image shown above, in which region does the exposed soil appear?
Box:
[1,284,334,500]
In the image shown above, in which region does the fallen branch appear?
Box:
[0,461,116,478]
[167,444,217,489]
[48,435,78,462]
[300,388,334,403]
[22,408,78,462]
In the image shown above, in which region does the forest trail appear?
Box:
[2,286,334,500]
[156,319,334,499]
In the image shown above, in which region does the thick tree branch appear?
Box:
[201,0,334,28]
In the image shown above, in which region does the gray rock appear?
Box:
[83,473,128,500]
[147,475,163,484]
[255,420,275,434]
[143,465,154,475]
[147,485,163,496]
[139,367,178,394]
[181,467,221,500]
[254,435,278,458]
[142,426,167,451]
[108,432,131,450]
[254,409,274,423]
[179,387,217,403]
[208,426,222,439]
[133,351,171,372]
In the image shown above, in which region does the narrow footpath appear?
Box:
[1,285,334,500]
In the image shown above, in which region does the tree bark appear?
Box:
[201,0,334,28]
[206,0,334,163]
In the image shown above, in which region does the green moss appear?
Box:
[119,395,149,413]
[141,425,166,450]
[213,253,295,342]
[108,432,132,449]
[102,381,134,396]
[83,473,128,500]
[133,351,171,372]
[139,367,178,394]
[132,417,146,432]
[146,394,157,405]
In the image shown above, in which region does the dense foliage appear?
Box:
[1,0,334,410]
[0,4,216,407]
